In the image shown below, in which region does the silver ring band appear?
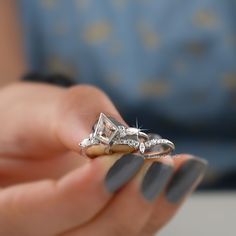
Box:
[79,113,175,157]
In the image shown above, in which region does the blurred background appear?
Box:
[6,0,236,235]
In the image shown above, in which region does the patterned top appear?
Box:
[19,0,236,176]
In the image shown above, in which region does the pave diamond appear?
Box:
[151,139,156,145]
[145,141,151,148]
[118,126,126,137]
[94,113,118,144]
[123,139,128,144]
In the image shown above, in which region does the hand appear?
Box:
[0,82,207,236]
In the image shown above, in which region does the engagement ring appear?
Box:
[79,113,175,158]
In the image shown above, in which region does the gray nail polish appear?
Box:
[105,154,144,193]
[166,158,208,203]
[141,162,173,201]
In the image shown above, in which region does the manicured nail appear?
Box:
[141,162,173,201]
[166,158,208,203]
[105,154,144,193]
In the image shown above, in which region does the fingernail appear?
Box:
[141,162,173,201]
[105,154,144,193]
[166,158,208,203]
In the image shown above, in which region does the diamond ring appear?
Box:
[79,113,175,157]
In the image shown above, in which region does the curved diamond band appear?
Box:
[113,138,175,155]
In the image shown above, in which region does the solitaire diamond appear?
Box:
[93,113,118,144]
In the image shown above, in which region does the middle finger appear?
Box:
[63,156,174,236]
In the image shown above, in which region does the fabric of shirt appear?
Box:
[19,0,236,178]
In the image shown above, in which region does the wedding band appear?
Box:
[143,139,175,159]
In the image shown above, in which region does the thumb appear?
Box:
[0,83,124,158]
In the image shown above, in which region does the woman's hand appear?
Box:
[0,82,207,236]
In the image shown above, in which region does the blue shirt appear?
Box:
[19,0,236,177]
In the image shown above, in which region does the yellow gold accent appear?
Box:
[84,22,112,44]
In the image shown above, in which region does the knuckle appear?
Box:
[59,85,111,113]
[66,85,108,101]
[58,84,116,120]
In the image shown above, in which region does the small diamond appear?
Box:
[118,126,126,137]
[90,138,98,145]
[134,141,139,148]
[80,138,90,147]
[139,142,145,153]
[128,139,133,146]
[151,139,156,145]
[145,141,151,148]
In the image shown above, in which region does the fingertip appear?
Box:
[166,154,208,203]
[172,153,208,169]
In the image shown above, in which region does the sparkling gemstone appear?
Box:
[80,138,90,147]
[128,139,133,146]
[118,126,126,137]
[139,142,145,153]
[151,139,156,145]
[94,113,118,144]
[123,139,128,144]
[90,138,98,145]
[134,141,139,148]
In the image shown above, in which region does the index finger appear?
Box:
[0,83,124,158]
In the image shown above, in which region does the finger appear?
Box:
[0,155,114,236]
[0,151,87,187]
[62,156,174,236]
[140,154,208,235]
[0,83,124,158]
[0,152,144,236]
[56,85,125,153]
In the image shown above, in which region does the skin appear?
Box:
[0,2,205,235]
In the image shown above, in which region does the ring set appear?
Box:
[79,113,175,159]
